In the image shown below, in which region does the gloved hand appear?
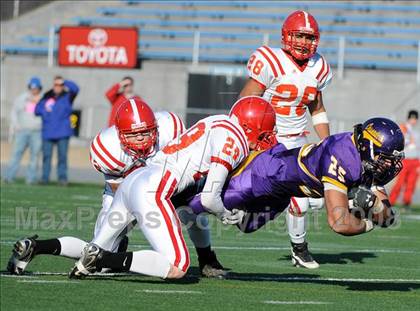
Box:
[221,209,245,225]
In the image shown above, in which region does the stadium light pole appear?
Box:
[417,40,420,85]
[47,26,55,68]
[337,36,345,79]
[262,33,270,46]
[13,0,19,18]
[192,31,200,66]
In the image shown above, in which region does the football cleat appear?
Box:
[198,250,228,279]
[69,243,103,279]
[290,242,319,269]
[7,235,38,275]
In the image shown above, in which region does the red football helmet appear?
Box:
[282,10,320,60]
[229,96,277,151]
[115,98,158,159]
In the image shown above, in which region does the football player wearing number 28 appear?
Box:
[239,10,332,269]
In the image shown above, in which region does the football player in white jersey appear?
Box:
[69,96,276,279]
[239,11,333,269]
[7,99,224,278]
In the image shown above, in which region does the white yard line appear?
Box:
[17,279,79,284]
[263,300,332,305]
[1,272,419,283]
[230,275,420,283]
[137,290,202,294]
[0,240,419,254]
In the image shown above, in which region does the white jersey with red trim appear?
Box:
[247,45,332,135]
[150,114,249,193]
[90,111,185,178]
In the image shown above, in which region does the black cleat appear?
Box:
[291,242,319,269]
[198,250,227,279]
[7,235,38,275]
[69,243,104,279]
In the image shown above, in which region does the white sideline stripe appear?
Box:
[0,272,133,277]
[230,275,420,283]
[0,240,419,254]
[264,300,331,305]
[137,290,202,294]
[1,272,419,283]
[17,279,80,284]
[212,246,420,255]
[404,215,420,220]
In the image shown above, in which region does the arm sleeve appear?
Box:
[246,48,273,89]
[200,162,229,215]
[105,83,121,104]
[64,80,79,101]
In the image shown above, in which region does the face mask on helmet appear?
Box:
[282,11,320,61]
[119,127,158,160]
[115,98,158,160]
[354,121,405,185]
[284,31,319,60]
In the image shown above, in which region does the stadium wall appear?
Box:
[1,54,419,143]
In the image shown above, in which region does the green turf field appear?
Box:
[1,181,419,310]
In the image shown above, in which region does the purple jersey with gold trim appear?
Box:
[185,132,363,231]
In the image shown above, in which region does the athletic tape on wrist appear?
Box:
[312,112,329,125]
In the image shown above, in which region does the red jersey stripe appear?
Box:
[168,112,178,139]
[211,122,248,156]
[96,135,125,168]
[215,119,248,153]
[177,114,185,133]
[155,171,182,269]
[263,46,285,75]
[319,64,330,84]
[211,156,233,171]
[256,48,278,78]
[164,176,190,272]
[316,56,326,80]
[91,141,118,172]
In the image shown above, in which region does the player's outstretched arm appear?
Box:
[200,163,232,220]
[324,188,371,236]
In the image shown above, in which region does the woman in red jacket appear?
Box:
[105,77,142,126]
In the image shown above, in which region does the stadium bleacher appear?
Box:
[1,0,419,71]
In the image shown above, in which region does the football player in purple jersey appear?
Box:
[179,117,404,236]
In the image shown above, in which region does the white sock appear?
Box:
[286,212,306,244]
[58,237,87,259]
[130,250,171,278]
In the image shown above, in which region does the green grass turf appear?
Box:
[1,181,419,310]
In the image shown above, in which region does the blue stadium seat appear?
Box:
[98,7,420,25]
[121,1,420,13]
[73,16,420,35]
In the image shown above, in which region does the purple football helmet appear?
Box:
[354,117,405,185]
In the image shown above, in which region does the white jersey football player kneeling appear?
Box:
[69,96,276,280]
[7,99,224,278]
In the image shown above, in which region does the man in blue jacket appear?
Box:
[35,76,79,185]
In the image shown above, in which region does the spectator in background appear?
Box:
[390,110,419,209]
[35,76,79,186]
[4,77,43,184]
[105,77,142,126]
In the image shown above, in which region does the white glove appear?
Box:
[221,209,245,225]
